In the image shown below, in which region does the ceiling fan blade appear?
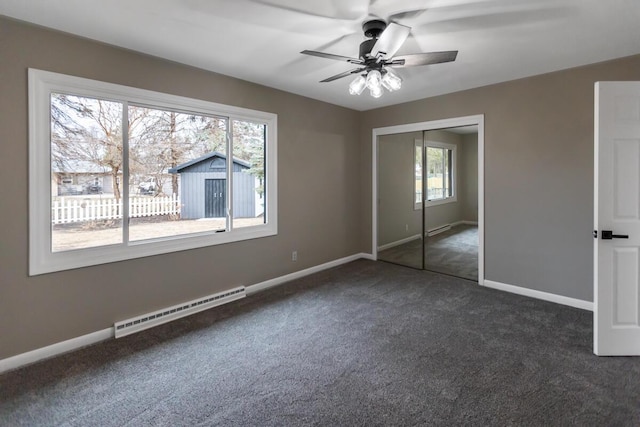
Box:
[370,22,411,58]
[320,68,366,83]
[388,51,458,67]
[389,9,428,22]
[250,0,370,21]
[369,0,430,18]
[301,50,363,64]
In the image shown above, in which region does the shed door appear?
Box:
[205,179,226,218]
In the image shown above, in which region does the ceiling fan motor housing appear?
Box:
[360,19,387,62]
[359,39,378,61]
[362,19,386,38]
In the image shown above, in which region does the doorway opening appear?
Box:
[372,115,484,284]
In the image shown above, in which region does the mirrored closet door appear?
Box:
[377,126,479,281]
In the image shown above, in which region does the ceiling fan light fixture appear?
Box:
[366,70,382,92]
[301,19,458,101]
[370,85,383,98]
[348,75,367,95]
[382,69,402,91]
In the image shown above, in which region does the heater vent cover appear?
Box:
[114,286,245,338]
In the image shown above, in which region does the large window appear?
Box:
[29,69,277,275]
[414,140,456,209]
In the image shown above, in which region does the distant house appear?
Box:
[169,152,259,219]
[51,160,117,197]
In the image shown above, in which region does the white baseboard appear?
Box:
[427,224,451,237]
[0,327,114,374]
[6,255,592,373]
[0,253,374,374]
[377,234,421,252]
[426,221,478,238]
[483,279,593,311]
[247,252,373,295]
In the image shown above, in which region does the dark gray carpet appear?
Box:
[379,224,479,281]
[1,260,639,426]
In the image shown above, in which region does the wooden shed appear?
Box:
[168,152,257,219]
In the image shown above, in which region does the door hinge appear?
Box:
[593,230,597,239]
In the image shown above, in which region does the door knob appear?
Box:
[601,230,629,239]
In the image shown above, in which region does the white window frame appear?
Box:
[29,69,278,275]
[414,138,423,211]
[424,141,457,207]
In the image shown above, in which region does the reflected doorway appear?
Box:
[374,117,483,283]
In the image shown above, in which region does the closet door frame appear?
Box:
[372,114,485,284]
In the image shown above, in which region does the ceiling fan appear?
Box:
[301,19,458,98]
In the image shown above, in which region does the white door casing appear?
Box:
[594,81,640,356]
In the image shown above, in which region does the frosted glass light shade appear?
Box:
[370,85,383,98]
[348,75,367,95]
[366,70,382,92]
[382,70,402,91]
[347,69,402,98]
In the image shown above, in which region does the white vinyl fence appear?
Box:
[52,195,180,224]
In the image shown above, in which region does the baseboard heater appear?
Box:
[114,286,246,338]
[427,224,451,237]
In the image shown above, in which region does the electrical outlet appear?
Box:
[292,250,298,261]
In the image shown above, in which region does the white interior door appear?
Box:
[594,81,640,356]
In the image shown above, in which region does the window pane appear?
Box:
[426,147,445,200]
[128,106,228,241]
[232,120,266,229]
[51,93,123,252]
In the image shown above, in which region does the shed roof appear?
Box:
[168,151,250,174]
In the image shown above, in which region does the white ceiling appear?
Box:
[1,0,639,111]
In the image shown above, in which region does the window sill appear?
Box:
[424,196,457,208]
[30,223,277,275]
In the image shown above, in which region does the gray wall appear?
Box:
[0,17,361,359]
[361,53,640,303]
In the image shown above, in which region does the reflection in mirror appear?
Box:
[377,131,424,270]
[377,125,479,281]
[423,128,479,281]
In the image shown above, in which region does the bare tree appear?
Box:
[51,94,149,202]
[52,95,232,205]
[128,107,227,197]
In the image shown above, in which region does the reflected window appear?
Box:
[425,142,456,206]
